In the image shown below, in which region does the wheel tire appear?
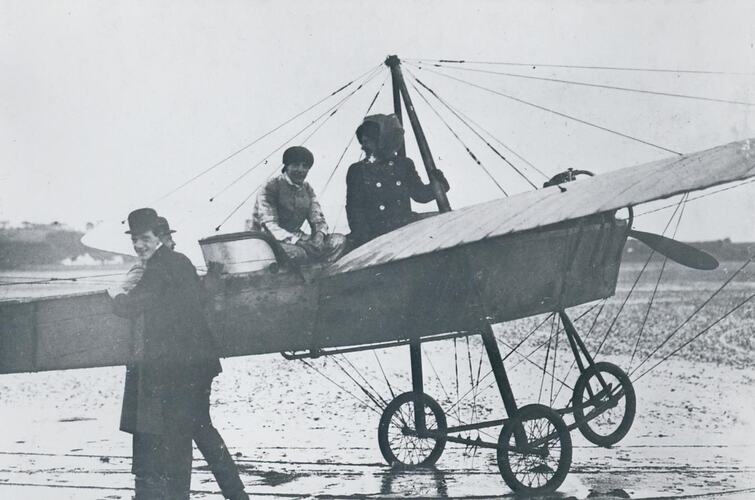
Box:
[497,403,572,494]
[573,361,636,447]
[378,392,447,467]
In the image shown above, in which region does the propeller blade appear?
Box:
[629,230,719,270]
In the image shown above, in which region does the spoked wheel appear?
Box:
[572,361,636,447]
[497,404,572,495]
[378,392,447,467]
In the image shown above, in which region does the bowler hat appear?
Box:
[155,216,176,235]
[125,208,159,235]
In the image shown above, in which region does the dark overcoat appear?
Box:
[112,245,221,436]
[346,156,435,246]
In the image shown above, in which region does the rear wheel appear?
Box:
[572,361,636,447]
[378,392,447,467]
[497,403,572,494]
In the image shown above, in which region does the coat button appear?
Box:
[388,161,394,166]
[376,182,382,187]
[379,205,385,211]
[396,180,402,186]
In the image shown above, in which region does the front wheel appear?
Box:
[497,404,572,495]
[378,392,447,467]
[572,361,636,447]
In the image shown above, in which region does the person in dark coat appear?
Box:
[110,208,249,500]
[345,113,449,247]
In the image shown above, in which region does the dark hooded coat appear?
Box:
[346,114,437,246]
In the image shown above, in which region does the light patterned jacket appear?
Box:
[250,173,328,244]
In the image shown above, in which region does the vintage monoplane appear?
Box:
[1,56,754,494]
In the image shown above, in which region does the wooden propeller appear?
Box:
[628,230,719,270]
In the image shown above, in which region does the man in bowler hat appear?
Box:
[110,208,249,500]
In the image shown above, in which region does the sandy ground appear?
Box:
[0,261,753,498]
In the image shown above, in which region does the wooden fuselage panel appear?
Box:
[0,216,627,374]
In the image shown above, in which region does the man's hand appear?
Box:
[431,169,450,191]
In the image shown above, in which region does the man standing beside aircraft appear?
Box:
[345,114,449,248]
[109,208,249,500]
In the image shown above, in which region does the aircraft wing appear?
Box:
[328,137,755,275]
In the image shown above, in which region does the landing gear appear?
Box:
[497,404,572,494]
[378,391,447,466]
[573,361,636,447]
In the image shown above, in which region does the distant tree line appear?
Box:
[0,229,132,268]
[623,238,753,262]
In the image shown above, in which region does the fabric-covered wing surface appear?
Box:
[329,137,755,275]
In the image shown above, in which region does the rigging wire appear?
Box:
[592,198,688,358]
[538,315,556,404]
[212,68,384,231]
[298,358,383,416]
[410,64,683,156]
[408,75,509,195]
[407,68,540,188]
[633,178,755,218]
[414,86,550,181]
[406,58,755,76]
[628,194,689,371]
[443,307,597,415]
[418,63,755,106]
[633,287,755,383]
[154,63,383,203]
[320,72,389,196]
[209,66,383,203]
[330,355,387,411]
[372,351,396,401]
[337,354,390,407]
[629,258,752,378]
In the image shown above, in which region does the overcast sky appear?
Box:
[2,0,754,261]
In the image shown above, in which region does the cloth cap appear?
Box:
[125,208,159,235]
[282,146,314,168]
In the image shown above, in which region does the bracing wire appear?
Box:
[406,58,755,76]
[538,315,556,404]
[211,67,384,231]
[298,358,383,416]
[337,354,390,407]
[210,66,384,203]
[372,350,396,401]
[417,86,551,179]
[593,198,689,358]
[412,64,683,156]
[154,63,383,203]
[320,72,389,196]
[408,75,509,195]
[419,63,755,106]
[633,287,755,382]
[406,67,540,188]
[629,259,753,378]
[633,178,755,218]
[628,194,689,370]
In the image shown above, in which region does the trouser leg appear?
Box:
[132,433,166,500]
[193,379,248,499]
[162,428,193,500]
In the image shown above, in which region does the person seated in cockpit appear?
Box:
[250,146,347,264]
[345,113,449,248]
